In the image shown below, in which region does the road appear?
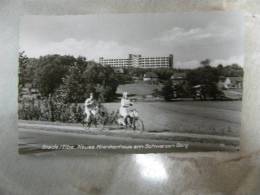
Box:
[19,120,239,154]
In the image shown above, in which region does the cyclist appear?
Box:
[119,92,133,126]
[84,93,96,123]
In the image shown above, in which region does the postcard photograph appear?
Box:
[18,12,244,154]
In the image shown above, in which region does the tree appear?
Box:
[161,80,174,101]
[154,68,175,80]
[34,54,76,121]
[187,66,219,86]
[19,51,29,87]
[200,59,211,67]
[186,60,221,100]
[60,60,119,103]
[222,64,243,77]
[35,54,76,97]
[217,64,224,76]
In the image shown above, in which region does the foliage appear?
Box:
[60,60,119,103]
[186,60,222,99]
[18,98,120,124]
[161,80,174,101]
[173,82,191,98]
[18,100,42,120]
[123,67,175,81]
[18,98,85,123]
[115,73,133,84]
[125,67,146,78]
[19,51,29,87]
[34,54,76,97]
[200,59,211,67]
[155,68,175,80]
[19,52,40,93]
[186,65,219,86]
[19,53,119,103]
[217,64,243,77]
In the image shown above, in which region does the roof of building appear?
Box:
[144,72,158,78]
[171,72,186,80]
[219,76,243,83]
[228,76,243,83]
[219,76,226,82]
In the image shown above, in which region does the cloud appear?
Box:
[20,14,243,69]
[21,38,141,60]
[157,24,236,43]
[211,55,244,67]
[175,55,244,69]
[158,27,211,42]
[175,60,200,69]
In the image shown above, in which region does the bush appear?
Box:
[18,98,85,123]
[18,101,42,120]
[161,80,174,101]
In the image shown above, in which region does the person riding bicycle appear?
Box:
[84,93,96,123]
[119,92,133,126]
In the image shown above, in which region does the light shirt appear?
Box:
[85,98,95,109]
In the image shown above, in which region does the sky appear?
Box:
[20,12,244,68]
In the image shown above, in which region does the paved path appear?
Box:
[19,120,239,153]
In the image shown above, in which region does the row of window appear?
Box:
[140,59,169,61]
[103,63,130,65]
[102,60,169,63]
[100,57,169,62]
[103,62,169,66]
[140,57,169,60]
[106,64,169,68]
[140,61,168,64]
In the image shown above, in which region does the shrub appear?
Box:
[18,98,85,123]
[161,80,174,101]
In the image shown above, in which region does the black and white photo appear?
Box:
[18,12,244,154]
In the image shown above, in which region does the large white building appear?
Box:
[99,54,174,69]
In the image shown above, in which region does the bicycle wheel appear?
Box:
[134,119,144,131]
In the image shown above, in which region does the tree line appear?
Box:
[19,52,119,103]
[19,53,243,102]
[160,59,243,101]
[19,53,243,121]
[19,52,120,121]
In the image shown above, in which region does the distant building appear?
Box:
[143,72,159,82]
[218,76,243,89]
[114,68,125,74]
[99,54,174,69]
[171,72,187,86]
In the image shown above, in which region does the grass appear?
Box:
[116,81,162,96]
[102,101,241,137]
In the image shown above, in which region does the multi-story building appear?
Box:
[99,54,174,69]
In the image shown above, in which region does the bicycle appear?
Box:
[117,109,144,131]
[81,105,108,129]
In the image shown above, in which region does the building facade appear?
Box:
[99,54,174,69]
[218,76,243,89]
